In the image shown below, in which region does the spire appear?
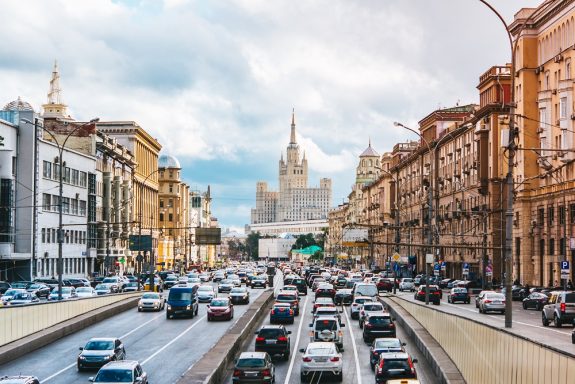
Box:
[290,108,296,144]
[48,60,63,105]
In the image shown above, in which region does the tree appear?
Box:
[310,250,324,262]
[246,232,261,261]
[292,233,316,250]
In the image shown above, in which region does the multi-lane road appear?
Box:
[227,283,436,383]
[394,288,575,353]
[0,279,276,384]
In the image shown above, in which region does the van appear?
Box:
[352,282,378,300]
[166,286,199,319]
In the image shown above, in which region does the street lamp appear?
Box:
[22,117,99,300]
[137,168,160,292]
[377,166,400,294]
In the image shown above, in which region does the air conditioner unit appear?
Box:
[552,89,557,95]
[535,66,543,75]
[571,113,575,120]
[554,54,563,63]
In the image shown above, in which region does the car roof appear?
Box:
[239,351,267,359]
[260,325,285,330]
[100,360,140,369]
[379,352,410,360]
[88,337,118,342]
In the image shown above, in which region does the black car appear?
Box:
[77,337,126,371]
[414,285,441,305]
[289,278,308,296]
[34,278,59,289]
[334,289,353,305]
[374,352,418,384]
[232,352,275,384]
[0,281,11,295]
[26,283,51,299]
[362,314,396,342]
[522,292,549,310]
[369,338,406,370]
[0,376,40,384]
[334,277,348,289]
[447,288,470,304]
[254,325,291,360]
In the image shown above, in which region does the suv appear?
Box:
[414,285,441,305]
[362,314,396,342]
[374,352,418,384]
[275,292,300,315]
[88,360,147,383]
[309,316,345,351]
[77,337,126,371]
[254,325,291,360]
[542,291,575,327]
[232,352,275,384]
[352,282,378,300]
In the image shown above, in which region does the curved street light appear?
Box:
[22,117,99,300]
[136,168,160,292]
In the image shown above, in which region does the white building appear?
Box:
[247,219,328,237]
[258,236,296,261]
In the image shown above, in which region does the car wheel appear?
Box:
[77,365,83,372]
[522,302,527,310]
[138,308,141,312]
[166,312,171,319]
[554,315,562,328]
[207,316,211,322]
[337,372,343,382]
[359,321,363,329]
[370,361,374,370]
[542,313,549,326]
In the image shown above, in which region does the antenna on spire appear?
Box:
[369,137,371,147]
[291,108,295,126]
[290,109,297,144]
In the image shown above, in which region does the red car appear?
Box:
[377,278,394,292]
[207,297,234,321]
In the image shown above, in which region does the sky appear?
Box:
[0,0,542,232]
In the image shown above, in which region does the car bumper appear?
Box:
[208,311,231,319]
[232,378,273,384]
[364,329,396,338]
[270,315,294,323]
[230,297,248,304]
[255,344,289,355]
[198,297,213,303]
[301,363,342,375]
[139,304,161,311]
[77,359,111,369]
[483,304,505,312]
[167,307,194,317]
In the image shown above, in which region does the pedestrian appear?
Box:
[554,279,559,288]
[567,280,573,290]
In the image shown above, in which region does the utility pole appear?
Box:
[482,207,488,290]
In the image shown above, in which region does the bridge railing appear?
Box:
[388,296,575,384]
[0,292,141,347]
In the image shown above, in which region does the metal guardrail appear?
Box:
[0,293,141,347]
[389,297,575,384]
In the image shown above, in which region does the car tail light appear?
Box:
[330,356,340,362]
[303,357,312,362]
[256,337,265,342]
[502,300,506,304]
[262,369,271,377]
[289,309,294,315]
[277,336,288,342]
[561,302,566,312]
[409,357,415,373]
[389,323,395,328]
[484,299,492,304]
[233,370,242,377]
[433,291,440,295]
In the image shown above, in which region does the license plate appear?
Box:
[266,340,277,344]
[493,301,501,304]
[245,371,258,377]
[315,357,328,362]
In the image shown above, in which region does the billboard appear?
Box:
[129,235,153,251]
[342,227,369,247]
[195,227,221,245]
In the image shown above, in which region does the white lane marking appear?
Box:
[141,314,207,365]
[514,321,571,335]
[343,304,363,384]
[284,294,309,384]
[41,311,165,383]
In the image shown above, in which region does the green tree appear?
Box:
[246,232,261,261]
[292,233,316,250]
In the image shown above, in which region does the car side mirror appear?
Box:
[79,347,83,351]
[309,323,313,327]
[402,342,406,346]
[413,358,418,363]
[287,330,292,334]
[88,377,95,382]
[299,348,306,353]
[340,323,345,327]
[206,305,210,308]
[339,310,343,313]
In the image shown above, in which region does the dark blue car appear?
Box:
[269,302,294,324]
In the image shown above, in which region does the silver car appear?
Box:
[197,285,216,303]
[358,301,386,328]
[299,342,343,382]
[137,292,165,312]
[350,296,375,319]
[478,292,506,314]
[399,278,415,292]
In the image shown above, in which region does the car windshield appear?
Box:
[307,345,335,355]
[315,320,337,331]
[220,280,232,284]
[85,340,114,350]
[95,284,109,290]
[486,294,504,300]
[198,286,213,292]
[77,287,92,292]
[53,287,71,294]
[13,292,31,300]
[166,276,178,281]
[363,304,383,311]
[169,291,192,301]
[375,339,401,349]
[94,369,133,382]
[355,298,373,304]
[141,293,159,299]
[231,288,246,293]
[236,358,266,368]
[27,284,42,289]
[4,289,22,296]
[11,282,29,289]
[369,316,392,325]
[210,299,229,307]
[453,288,467,293]
[102,278,117,283]
[356,285,378,296]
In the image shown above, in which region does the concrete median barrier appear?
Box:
[176,290,274,384]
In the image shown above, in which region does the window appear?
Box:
[42,228,46,243]
[159,213,164,222]
[43,161,52,178]
[53,163,60,180]
[567,59,572,80]
[159,199,164,208]
[169,184,173,193]
[559,205,566,225]
[538,207,545,226]
[570,204,575,224]
[560,97,568,119]
[64,167,71,183]
[168,199,173,207]
[79,172,87,187]
[549,238,555,255]
[43,194,51,211]
[62,197,70,214]
[80,200,87,216]
[72,169,79,185]
[548,206,554,226]
[168,213,173,221]
[71,199,79,215]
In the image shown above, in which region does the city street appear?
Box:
[0,282,271,384]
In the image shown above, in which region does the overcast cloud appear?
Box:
[0,0,542,231]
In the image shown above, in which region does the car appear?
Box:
[334,289,353,305]
[88,360,147,383]
[299,342,343,382]
[369,338,406,370]
[270,301,295,323]
[334,276,348,289]
[279,285,299,297]
[25,283,51,299]
[137,292,165,312]
[250,276,268,289]
[197,285,216,303]
[102,277,123,292]
[166,285,199,319]
[1,288,26,305]
[439,278,455,289]
[212,271,225,282]
[77,337,126,371]
[95,283,115,295]
[48,286,77,301]
[34,278,59,289]
[230,287,250,304]
[275,292,299,315]
[311,278,326,292]
[287,277,308,296]
[232,351,275,384]
[309,316,345,351]
[447,287,470,304]
[8,292,40,305]
[76,287,97,298]
[218,279,235,293]
[522,292,549,310]
[162,275,179,290]
[377,278,394,292]
[0,376,40,384]
[478,292,506,314]
[475,290,495,308]
[374,352,418,384]
[542,291,575,327]
[199,273,211,282]
[315,283,336,299]
[414,285,441,305]
[255,325,291,360]
[398,278,415,292]
[68,278,91,288]
[312,296,336,314]
[123,282,142,292]
[313,306,343,325]
[350,296,375,319]
[207,297,234,321]
[187,277,202,286]
[228,274,242,287]
[9,281,33,290]
[363,313,396,342]
[359,301,386,328]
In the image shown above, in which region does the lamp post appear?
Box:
[137,168,160,292]
[378,166,400,294]
[22,118,99,300]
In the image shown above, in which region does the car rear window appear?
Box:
[369,316,392,325]
[276,294,296,301]
[315,319,337,331]
[355,298,373,304]
[375,339,401,349]
[258,328,282,337]
[363,303,383,311]
[383,359,410,371]
[236,358,266,368]
[565,293,575,302]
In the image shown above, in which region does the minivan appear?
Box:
[166,285,199,319]
[352,282,378,300]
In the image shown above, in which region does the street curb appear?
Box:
[176,289,275,384]
[0,296,139,366]
[380,295,466,384]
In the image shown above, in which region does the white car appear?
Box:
[350,296,375,319]
[1,288,26,305]
[299,342,343,382]
[197,285,216,302]
[358,301,386,328]
[399,278,415,292]
[138,292,165,312]
[48,286,77,301]
[76,287,97,298]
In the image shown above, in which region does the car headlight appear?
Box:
[167,305,171,310]
[78,355,86,360]
[186,305,191,310]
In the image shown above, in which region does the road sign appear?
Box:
[440,261,446,271]
[426,253,434,264]
[392,253,401,262]
[462,262,469,276]
[561,261,570,279]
